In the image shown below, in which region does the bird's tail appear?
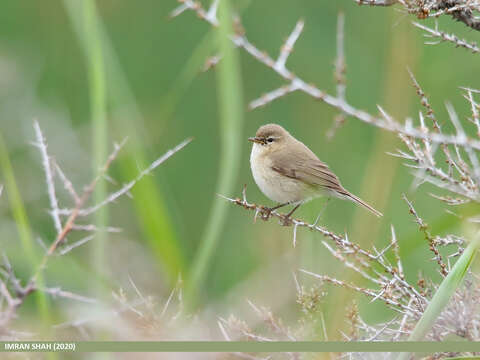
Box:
[345,192,383,217]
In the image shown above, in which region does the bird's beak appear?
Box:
[248,137,263,144]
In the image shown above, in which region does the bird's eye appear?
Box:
[267,137,274,143]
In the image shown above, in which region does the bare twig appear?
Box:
[414,21,480,54]
[170,0,219,26]
[173,0,480,348]
[173,1,480,151]
[54,161,80,204]
[299,270,420,316]
[34,120,62,235]
[356,0,398,5]
[44,138,128,257]
[68,137,193,217]
[357,0,480,32]
[41,287,97,304]
[327,13,348,139]
[58,235,95,256]
[403,195,448,276]
[276,20,304,74]
[221,188,427,310]
[0,125,192,334]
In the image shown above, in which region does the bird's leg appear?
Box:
[280,203,301,226]
[262,202,290,220]
[286,203,301,218]
[270,202,291,212]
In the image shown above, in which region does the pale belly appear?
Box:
[250,145,316,204]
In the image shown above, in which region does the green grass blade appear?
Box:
[186,0,244,307]
[82,0,109,286]
[397,234,480,360]
[63,0,186,280]
[119,156,185,274]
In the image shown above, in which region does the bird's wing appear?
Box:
[270,142,346,192]
[270,140,383,217]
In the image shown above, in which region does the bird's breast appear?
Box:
[250,145,310,204]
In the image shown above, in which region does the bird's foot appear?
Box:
[279,203,300,226]
[279,215,293,226]
[260,206,273,220]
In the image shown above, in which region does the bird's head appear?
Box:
[248,124,290,153]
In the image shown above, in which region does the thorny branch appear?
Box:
[45,137,128,257]
[356,0,480,32]
[171,0,480,352]
[219,187,466,317]
[219,301,299,360]
[53,276,185,341]
[327,13,348,139]
[391,73,480,206]
[414,21,480,54]
[220,186,475,347]
[34,120,62,235]
[403,195,448,276]
[172,0,480,153]
[0,121,191,337]
[44,136,192,257]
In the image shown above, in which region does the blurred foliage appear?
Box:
[186,0,245,307]
[0,0,479,342]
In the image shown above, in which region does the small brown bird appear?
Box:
[249,124,382,218]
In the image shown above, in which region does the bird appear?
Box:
[248,124,382,220]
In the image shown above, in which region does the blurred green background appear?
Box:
[0,0,479,342]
